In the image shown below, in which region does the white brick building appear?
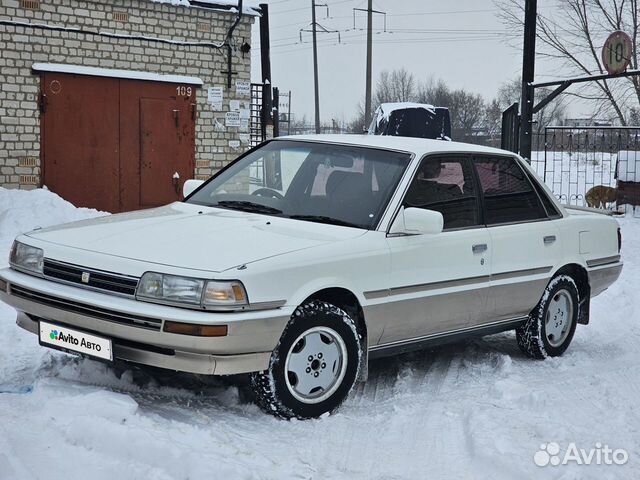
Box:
[0,0,257,212]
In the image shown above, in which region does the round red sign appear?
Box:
[602,31,633,75]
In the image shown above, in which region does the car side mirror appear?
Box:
[183,179,204,198]
[389,207,444,235]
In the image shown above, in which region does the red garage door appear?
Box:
[40,72,196,213]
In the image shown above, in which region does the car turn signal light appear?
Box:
[163,321,228,337]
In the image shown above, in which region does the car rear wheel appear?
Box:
[516,274,580,359]
[250,300,361,419]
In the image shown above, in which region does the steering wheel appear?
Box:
[252,188,284,200]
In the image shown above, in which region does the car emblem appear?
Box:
[81,272,90,283]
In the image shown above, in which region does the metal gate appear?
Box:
[530,126,640,210]
[501,102,520,154]
[250,83,264,147]
[41,72,196,212]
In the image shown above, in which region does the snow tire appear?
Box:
[516,274,580,359]
[250,300,361,419]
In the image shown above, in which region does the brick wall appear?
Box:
[0,0,254,189]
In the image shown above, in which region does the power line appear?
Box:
[262,27,515,47]
[386,8,500,17]
[256,29,520,51]
[258,34,521,55]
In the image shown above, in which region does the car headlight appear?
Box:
[9,240,43,275]
[136,272,248,310]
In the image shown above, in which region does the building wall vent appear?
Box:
[19,0,41,10]
[112,11,130,22]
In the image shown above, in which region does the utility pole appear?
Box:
[301,3,339,134]
[364,0,373,127]
[354,4,385,128]
[311,0,321,133]
[519,0,537,162]
[259,3,272,138]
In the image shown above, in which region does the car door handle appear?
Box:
[543,235,557,245]
[472,243,488,254]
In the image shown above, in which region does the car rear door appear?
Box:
[473,155,562,321]
[374,154,492,345]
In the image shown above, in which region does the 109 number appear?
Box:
[176,86,193,97]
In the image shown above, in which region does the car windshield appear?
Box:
[186,140,411,229]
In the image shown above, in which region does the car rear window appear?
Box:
[474,156,547,225]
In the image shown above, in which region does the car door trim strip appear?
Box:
[364,274,491,300]
[363,266,553,300]
[490,266,553,282]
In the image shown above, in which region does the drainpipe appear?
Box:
[226,0,243,88]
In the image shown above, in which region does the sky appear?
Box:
[249,0,575,125]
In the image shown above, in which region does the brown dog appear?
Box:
[585,185,617,208]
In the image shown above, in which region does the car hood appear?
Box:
[25,202,366,273]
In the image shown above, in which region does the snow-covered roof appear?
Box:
[32,63,203,85]
[277,134,509,156]
[150,0,261,15]
[378,102,439,115]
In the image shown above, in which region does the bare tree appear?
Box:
[497,0,640,125]
[347,99,367,133]
[497,76,567,132]
[416,78,452,108]
[350,71,488,140]
[485,98,503,140]
[374,68,417,105]
[451,90,485,137]
[416,79,486,138]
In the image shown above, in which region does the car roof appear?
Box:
[274,134,514,158]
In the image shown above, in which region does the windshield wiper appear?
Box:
[288,215,363,229]
[215,200,282,215]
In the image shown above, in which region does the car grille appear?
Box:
[43,259,139,296]
[11,285,162,331]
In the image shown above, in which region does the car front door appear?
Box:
[473,155,562,321]
[373,154,492,346]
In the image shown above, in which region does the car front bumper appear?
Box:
[0,268,291,375]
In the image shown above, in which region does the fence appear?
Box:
[288,125,351,135]
[530,126,640,212]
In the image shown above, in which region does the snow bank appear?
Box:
[0,187,107,267]
[0,189,639,479]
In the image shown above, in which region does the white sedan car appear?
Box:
[0,135,623,419]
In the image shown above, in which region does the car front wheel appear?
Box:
[250,300,361,419]
[516,274,580,359]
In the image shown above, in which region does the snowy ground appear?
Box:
[0,188,639,480]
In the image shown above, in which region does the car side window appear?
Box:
[403,156,481,230]
[474,156,547,225]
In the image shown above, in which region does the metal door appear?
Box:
[139,98,194,208]
[41,73,120,212]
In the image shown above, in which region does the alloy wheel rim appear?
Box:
[284,326,348,404]
[545,289,574,347]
